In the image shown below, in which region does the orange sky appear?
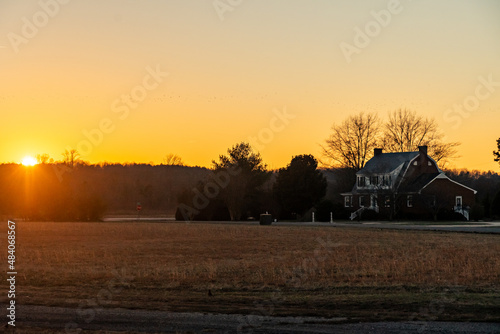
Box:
[1,0,499,170]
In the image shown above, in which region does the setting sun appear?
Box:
[21,155,37,166]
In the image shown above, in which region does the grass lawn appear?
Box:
[1,221,499,323]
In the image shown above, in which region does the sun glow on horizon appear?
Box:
[21,156,37,166]
[0,2,499,171]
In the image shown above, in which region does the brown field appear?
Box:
[1,221,499,322]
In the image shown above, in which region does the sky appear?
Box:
[1,0,499,170]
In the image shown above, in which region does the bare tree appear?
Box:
[322,112,381,171]
[381,109,460,167]
[62,149,82,167]
[36,153,53,164]
[163,153,184,166]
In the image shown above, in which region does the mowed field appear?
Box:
[1,221,499,322]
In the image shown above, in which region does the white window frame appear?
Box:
[359,195,365,207]
[344,196,352,208]
[357,176,366,188]
[382,175,388,186]
[407,195,413,208]
[455,196,462,207]
[382,175,392,187]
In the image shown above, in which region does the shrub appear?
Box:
[470,203,485,221]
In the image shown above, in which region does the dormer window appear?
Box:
[370,176,379,186]
[357,176,366,187]
[382,175,392,187]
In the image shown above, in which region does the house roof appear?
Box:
[358,152,419,174]
[420,173,478,194]
[400,172,441,193]
[344,148,477,197]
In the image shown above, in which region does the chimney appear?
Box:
[418,146,428,155]
[374,148,383,157]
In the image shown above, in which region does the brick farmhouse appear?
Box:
[342,146,476,220]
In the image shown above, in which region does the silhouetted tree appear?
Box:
[274,155,327,219]
[322,109,460,171]
[62,149,83,167]
[494,138,500,167]
[381,109,460,167]
[322,112,380,171]
[36,153,52,164]
[212,142,269,221]
[163,153,184,166]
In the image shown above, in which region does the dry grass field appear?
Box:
[1,221,499,322]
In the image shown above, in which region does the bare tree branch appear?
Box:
[381,109,460,167]
[321,112,381,171]
[163,154,184,166]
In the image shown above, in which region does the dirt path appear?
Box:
[12,305,500,333]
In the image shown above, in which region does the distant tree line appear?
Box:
[0,162,208,221]
[1,131,499,222]
[444,168,500,220]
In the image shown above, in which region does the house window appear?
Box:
[384,196,391,207]
[413,161,418,166]
[370,176,379,186]
[455,196,462,207]
[382,175,392,186]
[407,195,413,208]
[357,176,366,187]
[359,196,366,207]
[370,195,377,208]
[428,161,432,166]
[344,196,352,208]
